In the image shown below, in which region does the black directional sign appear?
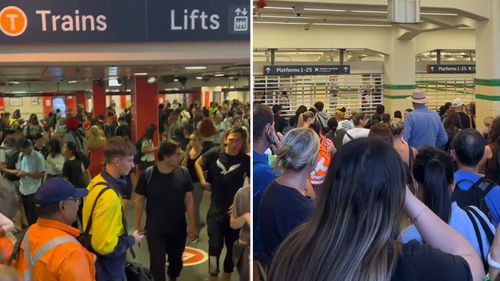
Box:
[263,65,350,75]
[427,65,475,74]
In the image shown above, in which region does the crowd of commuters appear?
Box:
[0,98,250,281]
[254,91,500,281]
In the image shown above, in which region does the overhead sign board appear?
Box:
[427,65,475,74]
[263,65,350,76]
[0,0,249,44]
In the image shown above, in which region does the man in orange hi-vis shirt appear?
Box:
[12,178,96,281]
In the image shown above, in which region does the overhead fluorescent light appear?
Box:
[68,80,77,84]
[9,81,20,85]
[314,23,392,27]
[134,72,148,76]
[11,91,27,94]
[265,7,293,10]
[185,66,207,70]
[259,15,316,20]
[421,12,457,16]
[196,76,203,80]
[254,21,305,25]
[174,78,179,82]
[351,10,387,14]
[305,8,348,12]
[214,73,225,77]
[147,76,157,84]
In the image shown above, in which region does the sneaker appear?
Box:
[188,235,200,244]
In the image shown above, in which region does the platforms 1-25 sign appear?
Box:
[264,65,350,76]
[427,65,476,74]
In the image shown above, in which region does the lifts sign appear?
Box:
[0,0,249,43]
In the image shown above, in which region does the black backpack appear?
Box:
[452,177,496,220]
[125,261,153,281]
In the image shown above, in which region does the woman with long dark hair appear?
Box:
[270,138,483,281]
[401,147,494,270]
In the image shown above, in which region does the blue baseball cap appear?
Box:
[35,178,88,205]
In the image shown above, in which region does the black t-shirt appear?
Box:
[202,147,250,211]
[274,115,287,133]
[259,180,314,265]
[458,112,473,129]
[392,240,472,281]
[135,166,193,233]
[63,158,86,189]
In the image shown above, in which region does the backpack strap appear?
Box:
[464,207,487,269]
[473,177,496,197]
[467,206,495,245]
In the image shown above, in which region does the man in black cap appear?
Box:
[12,178,96,281]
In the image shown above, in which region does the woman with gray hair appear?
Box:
[258,127,320,268]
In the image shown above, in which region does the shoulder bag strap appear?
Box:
[84,182,111,234]
[408,145,414,172]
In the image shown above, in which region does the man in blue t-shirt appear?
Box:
[253,104,279,265]
[403,91,448,150]
[452,129,500,227]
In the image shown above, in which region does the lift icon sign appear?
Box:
[234,7,248,32]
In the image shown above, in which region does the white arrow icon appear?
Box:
[265,67,271,73]
[242,8,248,16]
[235,8,242,15]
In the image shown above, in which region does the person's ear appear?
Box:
[450,149,457,161]
[59,201,65,211]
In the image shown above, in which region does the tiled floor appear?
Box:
[125,191,240,281]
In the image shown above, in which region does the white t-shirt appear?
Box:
[46,154,66,175]
[141,139,155,162]
[343,127,370,144]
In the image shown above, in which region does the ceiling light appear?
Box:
[421,12,458,16]
[351,10,387,14]
[147,76,157,84]
[304,8,348,12]
[11,91,27,94]
[185,66,207,70]
[134,72,148,76]
[254,21,305,25]
[9,81,20,85]
[68,80,77,84]
[314,23,392,27]
[174,78,179,82]
[265,7,293,10]
[196,76,203,80]
[214,73,225,77]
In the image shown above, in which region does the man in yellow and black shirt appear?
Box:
[82,136,143,281]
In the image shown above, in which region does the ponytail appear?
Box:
[422,159,452,223]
